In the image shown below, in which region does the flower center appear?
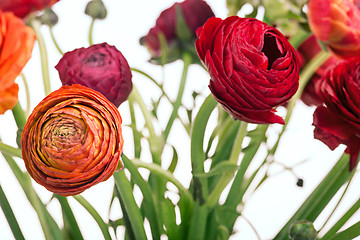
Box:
[261,33,282,70]
[83,52,106,67]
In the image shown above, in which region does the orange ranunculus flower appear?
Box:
[0,11,36,114]
[21,84,124,196]
[307,0,360,58]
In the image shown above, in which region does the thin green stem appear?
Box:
[130,67,170,102]
[0,142,22,158]
[11,102,27,130]
[29,18,51,96]
[163,53,192,141]
[89,19,95,45]
[206,121,248,207]
[49,27,64,55]
[20,73,31,117]
[241,214,261,240]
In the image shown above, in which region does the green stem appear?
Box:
[328,220,360,240]
[29,18,51,96]
[288,29,311,49]
[206,121,248,207]
[113,171,147,240]
[0,184,25,240]
[0,142,22,158]
[11,102,27,130]
[163,53,192,141]
[49,27,64,55]
[20,73,31,117]
[89,18,95,45]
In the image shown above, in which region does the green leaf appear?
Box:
[55,195,84,240]
[160,198,177,239]
[275,154,353,240]
[167,146,179,173]
[187,202,208,240]
[113,171,147,240]
[73,195,112,240]
[194,162,239,178]
[328,221,360,240]
[0,184,25,240]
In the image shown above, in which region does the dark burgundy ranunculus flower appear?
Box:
[196,17,300,124]
[142,0,215,63]
[56,43,132,107]
[297,35,338,106]
[0,0,59,18]
[313,58,360,170]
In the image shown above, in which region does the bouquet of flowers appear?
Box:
[0,0,359,239]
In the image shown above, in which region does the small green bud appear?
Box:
[289,220,318,240]
[38,8,58,27]
[85,0,107,20]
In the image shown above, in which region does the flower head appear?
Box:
[313,58,360,170]
[0,11,36,114]
[55,43,132,108]
[196,17,300,124]
[21,84,124,196]
[307,0,360,58]
[0,0,59,18]
[141,0,215,64]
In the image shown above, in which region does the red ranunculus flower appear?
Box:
[196,17,300,124]
[313,58,360,170]
[55,43,132,108]
[0,0,59,18]
[0,11,36,114]
[297,35,338,106]
[307,0,360,58]
[21,84,124,196]
[142,0,215,63]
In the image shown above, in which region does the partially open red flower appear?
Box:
[308,0,360,58]
[0,11,36,114]
[21,84,124,196]
[56,43,132,108]
[313,58,360,170]
[0,0,59,18]
[196,17,300,124]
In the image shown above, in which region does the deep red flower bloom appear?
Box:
[0,0,59,18]
[142,0,215,63]
[196,17,300,124]
[307,0,360,58]
[56,43,132,108]
[21,84,124,196]
[297,35,338,106]
[313,58,360,170]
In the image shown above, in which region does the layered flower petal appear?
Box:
[55,43,132,108]
[196,17,300,124]
[308,0,360,58]
[0,11,36,114]
[313,58,360,170]
[21,84,124,196]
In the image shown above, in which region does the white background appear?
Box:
[0,0,359,239]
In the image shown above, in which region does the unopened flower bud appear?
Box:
[85,0,107,20]
[289,220,317,240]
[38,8,58,27]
